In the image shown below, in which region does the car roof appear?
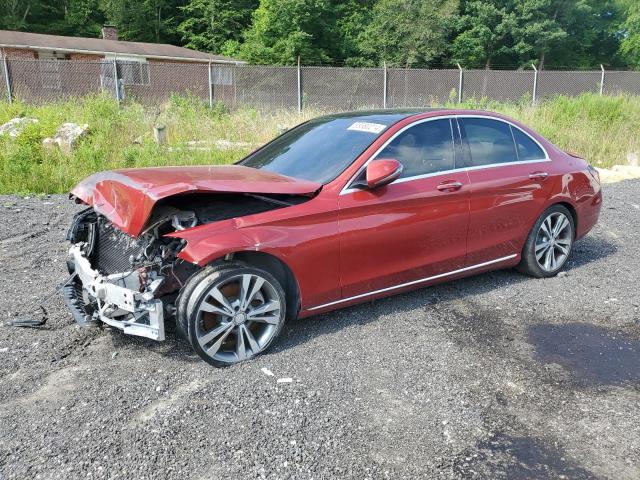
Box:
[315,108,456,127]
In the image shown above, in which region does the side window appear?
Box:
[377,119,455,178]
[459,118,517,167]
[511,126,546,161]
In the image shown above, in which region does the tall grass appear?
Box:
[0,92,637,194]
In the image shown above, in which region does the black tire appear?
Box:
[176,262,287,367]
[518,204,575,278]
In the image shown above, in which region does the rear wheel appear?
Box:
[177,263,286,367]
[518,205,575,278]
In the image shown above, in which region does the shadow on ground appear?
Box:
[453,432,598,479]
[93,235,618,367]
[528,323,640,387]
[272,235,617,356]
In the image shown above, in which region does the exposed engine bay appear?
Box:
[63,192,309,340]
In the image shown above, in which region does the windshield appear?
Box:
[238,116,392,184]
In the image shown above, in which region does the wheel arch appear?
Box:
[549,201,578,235]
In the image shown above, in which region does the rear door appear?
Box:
[457,116,555,265]
[337,118,471,299]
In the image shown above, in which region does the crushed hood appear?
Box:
[71,165,321,237]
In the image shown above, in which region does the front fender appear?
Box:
[167,212,341,310]
[170,222,295,267]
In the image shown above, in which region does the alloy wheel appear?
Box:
[534,211,573,272]
[194,273,283,364]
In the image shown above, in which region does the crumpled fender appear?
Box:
[166,219,297,267]
[71,166,321,237]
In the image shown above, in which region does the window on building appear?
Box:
[116,60,150,86]
[210,65,233,85]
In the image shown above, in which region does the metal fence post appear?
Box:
[2,56,12,103]
[600,64,605,96]
[532,64,538,106]
[208,60,213,108]
[112,57,120,106]
[383,61,387,108]
[297,56,302,113]
[457,63,463,103]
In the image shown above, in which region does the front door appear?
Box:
[337,118,470,299]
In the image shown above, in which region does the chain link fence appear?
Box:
[224,65,298,109]
[463,69,535,103]
[537,70,603,99]
[303,67,384,110]
[0,59,8,102]
[1,58,640,109]
[387,68,459,107]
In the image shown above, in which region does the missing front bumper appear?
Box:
[63,244,166,341]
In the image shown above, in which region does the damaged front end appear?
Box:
[63,190,313,340]
[63,207,199,340]
[63,165,320,341]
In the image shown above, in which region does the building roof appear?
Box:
[0,30,241,64]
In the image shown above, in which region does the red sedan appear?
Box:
[64,109,602,366]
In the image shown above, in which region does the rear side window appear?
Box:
[511,127,546,161]
[459,118,517,167]
[377,119,455,178]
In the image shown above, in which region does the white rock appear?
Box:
[43,122,89,154]
[0,117,38,137]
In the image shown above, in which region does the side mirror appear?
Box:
[365,159,403,189]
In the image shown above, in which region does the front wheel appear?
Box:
[177,263,286,367]
[518,205,575,278]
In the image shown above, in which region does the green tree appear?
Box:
[620,0,640,68]
[0,0,42,30]
[356,0,458,68]
[178,0,257,53]
[512,0,621,69]
[227,0,339,65]
[99,0,184,44]
[333,0,375,65]
[450,0,517,68]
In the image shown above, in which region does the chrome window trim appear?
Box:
[306,253,518,311]
[340,114,550,195]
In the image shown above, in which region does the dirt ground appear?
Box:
[0,180,638,480]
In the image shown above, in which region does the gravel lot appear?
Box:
[0,180,638,480]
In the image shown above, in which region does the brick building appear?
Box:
[0,27,242,102]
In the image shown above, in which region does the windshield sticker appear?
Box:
[347,122,386,134]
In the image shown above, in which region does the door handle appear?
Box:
[436,181,463,192]
[529,171,549,180]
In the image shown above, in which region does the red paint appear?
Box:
[73,109,603,317]
[71,165,321,236]
[365,158,403,188]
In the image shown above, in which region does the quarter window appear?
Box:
[511,127,546,161]
[376,119,455,178]
[459,118,518,167]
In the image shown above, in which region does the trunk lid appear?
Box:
[71,165,321,237]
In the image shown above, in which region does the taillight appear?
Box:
[588,164,600,184]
